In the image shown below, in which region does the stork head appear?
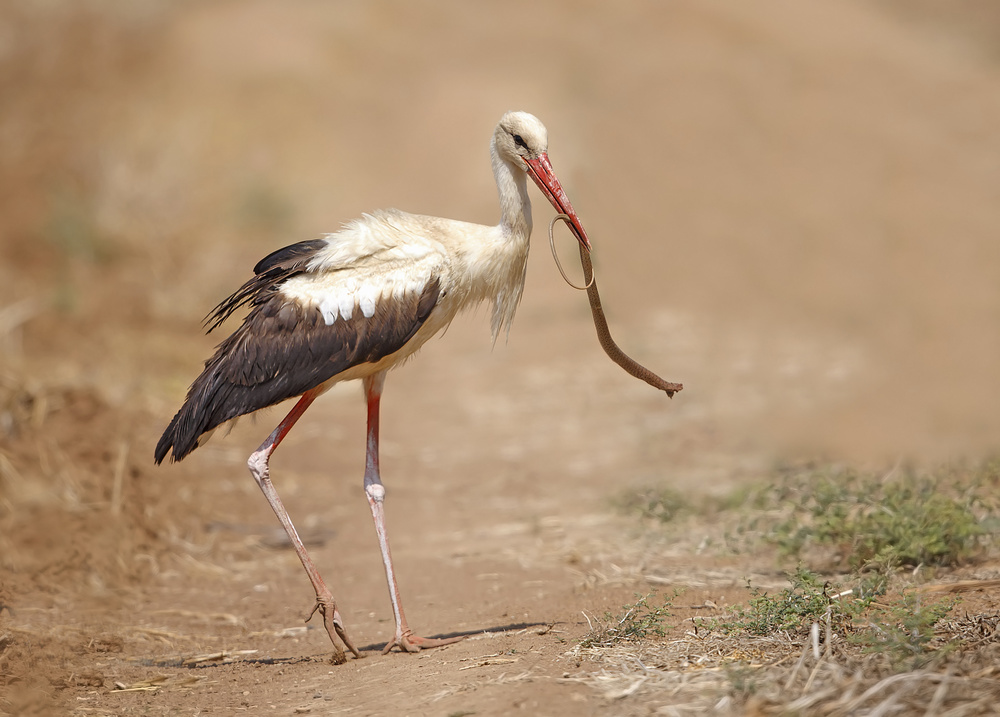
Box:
[495,111,591,252]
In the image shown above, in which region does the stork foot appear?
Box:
[307,598,363,663]
[382,629,465,655]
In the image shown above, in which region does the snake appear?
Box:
[550,214,683,398]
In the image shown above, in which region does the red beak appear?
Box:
[523,153,592,252]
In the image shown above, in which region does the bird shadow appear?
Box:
[144,621,558,670]
[354,620,554,654]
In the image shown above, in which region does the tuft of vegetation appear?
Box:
[580,592,673,649]
[726,461,997,569]
[702,566,955,669]
[709,567,877,638]
[852,591,957,670]
[613,484,689,523]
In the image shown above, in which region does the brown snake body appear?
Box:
[550,214,682,398]
[579,245,683,397]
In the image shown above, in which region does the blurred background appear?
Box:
[2,1,1000,710]
[2,0,998,469]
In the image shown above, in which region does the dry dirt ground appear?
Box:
[2,1,1000,715]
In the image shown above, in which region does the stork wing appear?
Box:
[155,252,441,464]
[204,239,329,332]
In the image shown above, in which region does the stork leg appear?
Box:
[363,372,465,654]
[247,386,362,664]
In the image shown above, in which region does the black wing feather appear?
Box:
[204,239,328,333]
[155,242,441,464]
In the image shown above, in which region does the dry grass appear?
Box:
[586,464,1000,714]
[569,610,1000,715]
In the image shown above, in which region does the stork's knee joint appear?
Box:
[247,451,268,487]
[365,483,386,503]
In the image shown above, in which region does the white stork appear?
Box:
[155,111,591,662]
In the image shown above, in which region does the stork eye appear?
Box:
[513,134,527,149]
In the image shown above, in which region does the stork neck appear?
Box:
[491,139,532,243]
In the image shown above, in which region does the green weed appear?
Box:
[580,592,673,649]
[613,484,689,523]
[710,567,875,638]
[727,462,995,569]
[707,567,955,670]
[852,590,956,669]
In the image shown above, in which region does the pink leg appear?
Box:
[363,372,465,654]
[247,387,361,664]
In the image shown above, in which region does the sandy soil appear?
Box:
[2,1,999,714]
